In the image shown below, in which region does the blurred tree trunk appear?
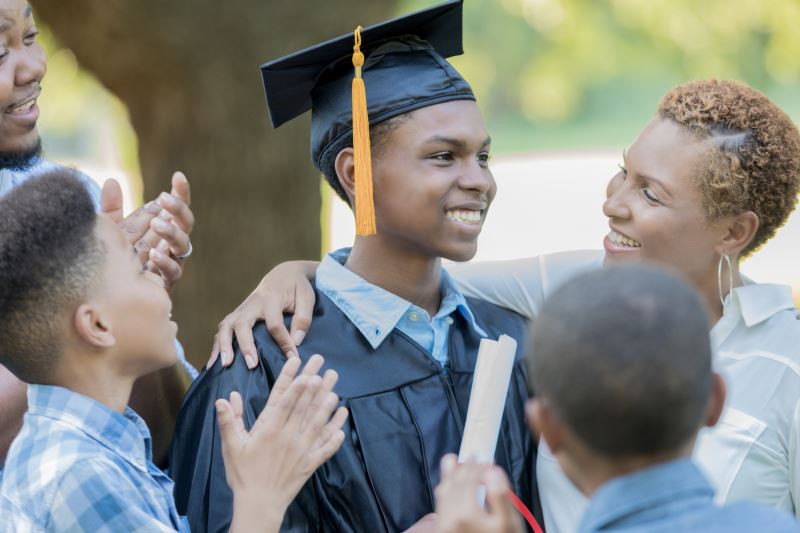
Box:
[34,0,395,368]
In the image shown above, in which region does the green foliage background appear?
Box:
[405,0,800,153]
[40,0,800,170]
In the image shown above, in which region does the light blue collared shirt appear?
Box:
[578,458,799,532]
[317,248,487,366]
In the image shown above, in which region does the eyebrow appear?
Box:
[0,5,31,33]
[423,135,492,150]
[621,149,675,201]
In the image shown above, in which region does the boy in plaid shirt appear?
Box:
[0,171,347,532]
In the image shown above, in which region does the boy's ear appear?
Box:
[334,147,356,205]
[73,303,116,349]
[527,398,564,453]
[704,372,727,428]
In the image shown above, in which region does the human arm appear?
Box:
[447,250,606,320]
[434,455,523,533]
[0,365,27,466]
[206,254,542,371]
[219,355,348,533]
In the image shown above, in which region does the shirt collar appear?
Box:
[578,458,713,532]
[26,384,153,471]
[317,247,486,349]
[727,281,795,328]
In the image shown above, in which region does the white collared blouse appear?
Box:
[449,250,800,532]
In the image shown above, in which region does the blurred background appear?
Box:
[35,0,800,367]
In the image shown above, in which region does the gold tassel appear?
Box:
[351,26,376,236]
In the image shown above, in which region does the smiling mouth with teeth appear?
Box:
[608,230,642,248]
[7,98,36,114]
[445,209,482,224]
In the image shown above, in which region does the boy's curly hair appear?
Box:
[658,80,800,256]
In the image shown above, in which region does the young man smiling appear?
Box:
[170,2,540,532]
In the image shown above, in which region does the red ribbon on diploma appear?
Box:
[507,490,544,533]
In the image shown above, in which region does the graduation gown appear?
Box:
[169,290,542,532]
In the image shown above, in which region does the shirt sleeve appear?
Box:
[46,459,181,532]
[447,250,604,320]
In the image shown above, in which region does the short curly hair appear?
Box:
[0,170,102,383]
[658,80,800,256]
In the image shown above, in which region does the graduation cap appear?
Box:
[261,0,474,236]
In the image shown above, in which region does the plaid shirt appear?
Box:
[0,385,189,532]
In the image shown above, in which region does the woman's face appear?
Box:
[602,117,729,284]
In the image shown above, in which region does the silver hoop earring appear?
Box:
[718,253,733,306]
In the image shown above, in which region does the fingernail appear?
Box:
[158,210,171,221]
[158,192,171,203]
[158,240,170,252]
[153,218,170,231]
[145,201,161,215]
[245,354,256,368]
[292,330,306,346]
[221,351,229,365]
[151,249,164,261]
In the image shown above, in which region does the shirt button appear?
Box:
[409,311,421,322]
[445,317,454,325]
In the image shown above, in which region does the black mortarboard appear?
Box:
[260,0,474,235]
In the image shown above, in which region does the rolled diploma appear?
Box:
[458,334,517,464]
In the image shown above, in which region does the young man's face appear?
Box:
[371,100,496,262]
[94,217,178,376]
[0,0,45,162]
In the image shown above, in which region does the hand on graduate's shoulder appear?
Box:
[209,260,319,370]
[217,354,348,533]
[434,454,524,533]
[101,171,195,292]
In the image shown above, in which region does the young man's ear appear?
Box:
[527,398,563,453]
[334,148,356,205]
[704,372,727,428]
[73,304,116,349]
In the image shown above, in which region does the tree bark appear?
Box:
[33,0,395,367]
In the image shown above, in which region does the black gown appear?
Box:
[169,289,542,532]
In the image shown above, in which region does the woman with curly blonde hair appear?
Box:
[212,79,800,530]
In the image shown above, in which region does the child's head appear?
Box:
[525,264,725,494]
[0,170,177,385]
